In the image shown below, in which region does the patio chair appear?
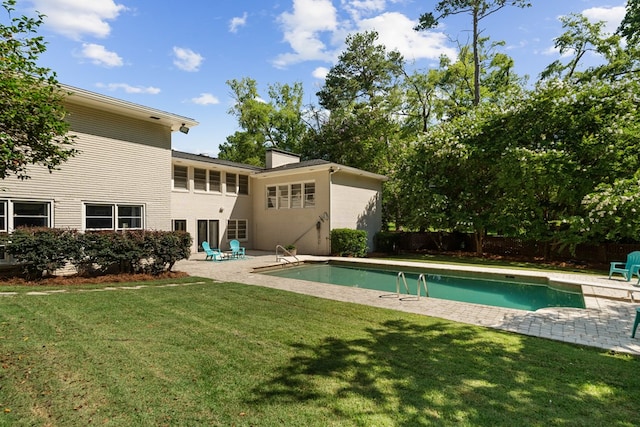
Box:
[229,239,246,259]
[609,251,640,281]
[202,241,223,261]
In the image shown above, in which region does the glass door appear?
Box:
[197,220,219,251]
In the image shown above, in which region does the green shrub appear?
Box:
[6,227,81,280]
[331,229,368,257]
[5,228,192,279]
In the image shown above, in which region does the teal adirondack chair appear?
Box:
[202,241,223,261]
[229,239,245,258]
[609,251,640,281]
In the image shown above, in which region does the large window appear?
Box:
[85,205,114,229]
[14,202,50,227]
[85,203,143,230]
[266,182,315,209]
[173,165,188,189]
[194,168,207,191]
[228,219,247,240]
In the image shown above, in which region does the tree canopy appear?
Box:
[0,0,76,180]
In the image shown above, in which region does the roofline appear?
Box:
[172,150,263,172]
[255,162,388,181]
[61,84,199,132]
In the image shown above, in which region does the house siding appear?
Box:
[252,170,331,255]
[171,160,254,252]
[1,103,172,231]
[330,172,383,252]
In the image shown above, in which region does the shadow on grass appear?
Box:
[250,318,639,426]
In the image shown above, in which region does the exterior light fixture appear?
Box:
[179,124,189,134]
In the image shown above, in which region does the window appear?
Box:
[291,184,302,209]
[173,165,188,189]
[85,204,114,229]
[209,170,221,192]
[0,200,6,232]
[173,219,187,231]
[278,185,289,209]
[228,219,247,240]
[118,205,142,229]
[14,202,50,227]
[226,173,237,193]
[304,183,316,208]
[194,168,207,191]
[238,175,249,195]
[266,186,276,209]
[266,182,315,209]
[84,203,143,230]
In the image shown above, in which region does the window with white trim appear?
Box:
[209,170,221,192]
[228,219,247,240]
[266,186,276,209]
[84,203,143,230]
[173,219,187,231]
[266,182,315,209]
[173,165,188,189]
[304,183,316,208]
[0,200,6,232]
[226,172,237,194]
[278,185,289,209]
[238,175,249,195]
[14,201,51,227]
[194,168,207,191]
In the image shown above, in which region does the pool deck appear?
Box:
[175,252,640,357]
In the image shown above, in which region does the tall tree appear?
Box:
[618,0,640,45]
[219,77,307,166]
[0,0,76,180]
[414,0,531,106]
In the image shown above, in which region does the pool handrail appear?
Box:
[396,272,429,300]
[276,244,300,265]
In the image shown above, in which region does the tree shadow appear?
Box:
[250,318,640,425]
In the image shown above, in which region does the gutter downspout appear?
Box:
[328,166,340,254]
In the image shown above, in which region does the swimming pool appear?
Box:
[262,262,585,311]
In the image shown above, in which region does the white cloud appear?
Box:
[229,12,248,33]
[582,6,626,35]
[192,93,220,105]
[358,12,456,61]
[79,43,123,67]
[96,82,161,94]
[30,0,126,40]
[312,66,330,80]
[274,0,456,68]
[172,47,204,72]
[273,0,339,68]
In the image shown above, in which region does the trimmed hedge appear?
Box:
[2,228,192,280]
[330,228,368,257]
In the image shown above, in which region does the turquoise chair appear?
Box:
[609,251,640,281]
[229,239,245,258]
[202,241,223,261]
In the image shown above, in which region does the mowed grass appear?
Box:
[0,277,638,426]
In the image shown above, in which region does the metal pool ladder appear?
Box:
[275,245,300,265]
[396,272,429,300]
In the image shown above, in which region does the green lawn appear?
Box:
[0,277,638,426]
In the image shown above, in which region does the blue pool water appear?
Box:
[262,263,585,311]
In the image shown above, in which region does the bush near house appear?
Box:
[1,228,192,280]
[331,229,368,257]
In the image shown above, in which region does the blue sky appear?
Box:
[12,0,628,156]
